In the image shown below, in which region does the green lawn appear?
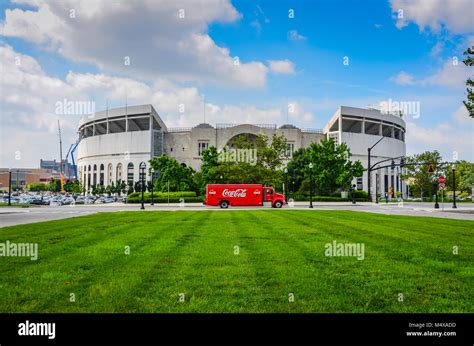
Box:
[0,210,472,313]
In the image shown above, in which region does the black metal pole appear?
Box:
[375,174,379,204]
[367,148,371,202]
[16,169,19,193]
[452,167,457,208]
[285,174,288,202]
[140,168,145,210]
[8,171,12,206]
[150,173,154,206]
[434,182,439,209]
[309,168,313,208]
[352,184,356,204]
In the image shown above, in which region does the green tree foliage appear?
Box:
[149,155,197,192]
[287,139,364,195]
[48,178,61,192]
[463,46,474,117]
[445,160,474,194]
[402,151,446,198]
[27,182,49,192]
[199,133,287,192]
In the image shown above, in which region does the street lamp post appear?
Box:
[367,137,385,202]
[309,162,313,208]
[375,173,379,204]
[452,164,457,209]
[351,184,356,204]
[150,169,155,206]
[8,170,12,206]
[284,167,288,202]
[139,162,146,210]
[433,182,439,209]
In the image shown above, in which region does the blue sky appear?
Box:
[0,0,472,167]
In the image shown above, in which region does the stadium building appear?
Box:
[76,104,406,198]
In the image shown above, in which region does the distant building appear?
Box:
[0,168,54,192]
[76,104,407,198]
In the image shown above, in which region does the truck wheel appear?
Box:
[219,200,229,209]
[273,200,283,208]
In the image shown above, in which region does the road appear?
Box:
[1,201,473,228]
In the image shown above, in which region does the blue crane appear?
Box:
[65,137,81,181]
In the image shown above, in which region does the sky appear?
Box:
[0,0,473,168]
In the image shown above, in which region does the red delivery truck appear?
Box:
[205,184,286,208]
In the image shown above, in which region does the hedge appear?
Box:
[127,194,204,203]
[128,191,197,198]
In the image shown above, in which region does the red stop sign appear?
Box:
[438,176,446,184]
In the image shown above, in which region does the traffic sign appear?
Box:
[428,164,435,173]
[439,183,445,190]
[438,176,446,184]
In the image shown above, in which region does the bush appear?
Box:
[127,193,203,203]
[128,191,197,199]
[350,190,368,199]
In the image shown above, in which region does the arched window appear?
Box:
[99,164,105,186]
[127,162,134,186]
[108,163,113,185]
[93,164,97,186]
[116,163,123,183]
[87,165,91,189]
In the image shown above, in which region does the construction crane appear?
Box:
[65,136,82,181]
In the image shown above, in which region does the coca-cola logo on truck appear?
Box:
[222,189,247,198]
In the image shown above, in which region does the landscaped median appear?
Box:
[0,210,472,313]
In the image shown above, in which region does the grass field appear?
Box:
[0,210,472,313]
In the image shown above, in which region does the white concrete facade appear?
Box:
[77,104,406,197]
[324,106,406,199]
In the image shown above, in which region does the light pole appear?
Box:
[284,167,288,202]
[452,164,457,209]
[150,168,155,206]
[367,137,385,202]
[433,181,439,209]
[8,170,12,206]
[309,162,313,208]
[351,184,356,204]
[139,162,146,210]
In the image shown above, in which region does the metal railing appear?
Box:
[167,127,192,133]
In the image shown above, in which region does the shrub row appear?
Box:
[127,194,204,203]
[128,191,197,199]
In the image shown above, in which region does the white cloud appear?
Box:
[391,71,415,85]
[405,106,474,161]
[390,0,473,34]
[287,30,306,41]
[0,0,274,88]
[391,60,471,88]
[423,60,472,88]
[267,59,295,75]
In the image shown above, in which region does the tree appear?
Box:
[445,160,474,194]
[199,133,287,191]
[48,178,61,192]
[402,151,446,198]
[462,46,474,117]
[149,155,197,192]
[28,182,49,192]
[286,147,309,193]
[287,139,363,196]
